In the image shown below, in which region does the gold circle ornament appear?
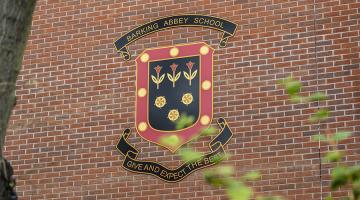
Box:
[154,96,167,108]
[140,53,149,62]
[168,109,180,122]
[200,115,210,125]
[200,46,209,55]
[181,93,193,105]
[137,88,147,97]
[138,122,148,132]
[202,80,211,90]
[170,47,179,57]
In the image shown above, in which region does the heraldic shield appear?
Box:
[135,43,214,152]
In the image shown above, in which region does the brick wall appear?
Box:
[4,0,360,199]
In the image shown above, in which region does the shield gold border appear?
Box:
[135,42,214,152]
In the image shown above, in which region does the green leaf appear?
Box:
[203,166,234,182]
[257,197,283,200]
[217,165,235,177]
[289,95,303,103]
[325,195,333,200]
[203,166,234,187]
[159,135,180,147]
[280,77,302,96]
[175,113,195,130]
[242,171,261,181]
[309,108,330,122]
[200,126,217,136]
[312,134,328,142]
[331,166,349,189]
[212,152,231,164]
[178,149,203,162]
[309,92,327,101]
[227,181,252,200]
[353,179,360,200]
[203,170,225,187]
[332,131,352,143]
[324,151,343,163]
[349,165,360,181]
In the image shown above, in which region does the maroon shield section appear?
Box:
[135,42,214,152]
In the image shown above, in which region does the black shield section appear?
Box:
[148,56,200,131]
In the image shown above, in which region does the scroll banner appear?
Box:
[114,15,238,60]
[116,118,233,182]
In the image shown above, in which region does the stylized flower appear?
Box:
[186,61,194,70]
[168,109,180,121]
[170,63,178,72]
[154,65,162,74]
[181,93,193,105]
[183,61,197,86]
[154,96,166,108]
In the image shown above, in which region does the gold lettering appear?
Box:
[194,18,199,24]
[148,164,153,171]
[126,23,159,42]
[160,170,167,177]
[159,169,187,180]
[204,157,209,165]
[126,161,133,168]
[193,17,224,29]
[163,17,189,27]
[153,166,160,173]
[137,163,143,170]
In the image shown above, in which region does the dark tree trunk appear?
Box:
[0,0,36,153]
[0,0,36,199]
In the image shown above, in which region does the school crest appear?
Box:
[115,15,237,182]
[135,43,213,152]
[116,42,233,182]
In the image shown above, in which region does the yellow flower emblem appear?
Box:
[154,96,166,108]
[168,109,180,121]
[181,93,193,105]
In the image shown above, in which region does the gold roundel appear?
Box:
[154,96,166,108]
[140,53,149,62]
[200,46,209,55]
[170,47,179,57]
[202,80,211,90]
[138,122,148,132]
[200,115,210,125]
[137,88,147,97]
[181,93,193,105]
[168,109,180,122]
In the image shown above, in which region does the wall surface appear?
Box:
[4,0,360,199]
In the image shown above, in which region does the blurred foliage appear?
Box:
[160,114,270,200]
[175,113,195,130]
[309,108,330,123]
[279,76,358,200]
[200,126,218,136]
[203,166,258,200]
[159,134,180,149]
[308,92,328,102]
[257,196,283,200]
[178,148,203,162]
[160,77,358,200]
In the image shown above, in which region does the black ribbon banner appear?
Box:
[114,15,238,60]
[116,118,233,182]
